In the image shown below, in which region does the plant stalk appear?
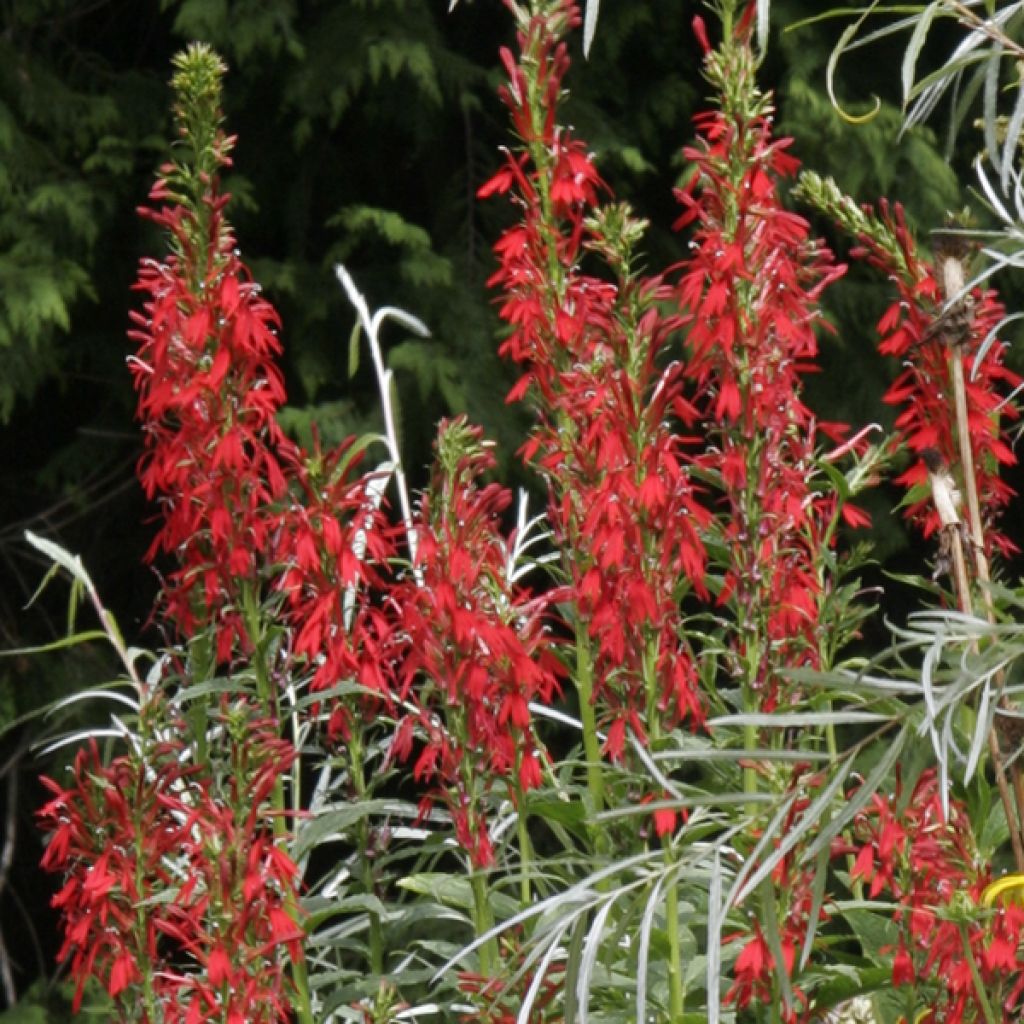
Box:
[958,922,998,1024]
[513,765,532,910]
[350,728,385,976]
[245,598,314,1024]
[575,623,606,823]
[937,249,1024,871]
[471,871,499,978]
[662,838,685,1022]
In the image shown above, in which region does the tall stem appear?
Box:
[575,623,606,823]
[350,728,385,976]
[513,766,533,910]
[936,249,1024,870]
[471,872,499,978]
[244,597,314,1023]
[662,839,685,1022]
[647,676,684,1021]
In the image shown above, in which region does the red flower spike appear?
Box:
[131,197,298,655]
[388,418,562,870]
[38,708,306,1023]
[481,0,710,759]
[672,24,853,709]
[854,203,1021,556]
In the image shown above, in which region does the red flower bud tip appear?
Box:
[692,16,711,55]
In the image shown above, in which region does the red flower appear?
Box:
[851,769,1024,1019]
[672,14,852,706]
[131,176,296,655]
[389,418,562,868]
[854,202,1020,556]
[653,805,677,839]
[38,706,305,1022]
[892,941,914,986]
[481,0,710,760]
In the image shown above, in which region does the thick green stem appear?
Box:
[662,839,685,1022]
[471,872,499,978]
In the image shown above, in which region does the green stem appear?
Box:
[575,623,606,823]
[662,838,685,1022]
[513,766,533,911]
[471,871,499,979]
[242,597,313,1024]
[350,729,385,976]
[721,1,735,40]
[645,651,684,1021]
[959,922,997,1024]
[743,719,759,815]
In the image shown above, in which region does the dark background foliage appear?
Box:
[0,0,1015,1015]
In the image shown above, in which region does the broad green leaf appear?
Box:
[292,800,394,860]
[845,908,900,969]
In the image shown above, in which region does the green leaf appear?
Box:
[292,800,394,861]
[810,965,893,1011]
[563,914,587,1024]
[901,2,940,103]
[527,793,588,828]
[400,873,520,918]
[826,5,884,125]
[24,530,96,595]
[845,908,900,969]
[304,893,388,931]
[0,630,108,658]
[347,318,361,379]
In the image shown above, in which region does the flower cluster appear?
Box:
[130,48,397,743]
[128,51,294,661]
[37,704,304,1023]
[389,418,561,867]
[480,0,710,759]
[273,433,398,740]
[851,769,1024,1021]
[855,201,1020,556]
[673,17,852,701]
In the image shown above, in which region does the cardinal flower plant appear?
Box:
[27,2,1024,1023]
